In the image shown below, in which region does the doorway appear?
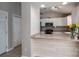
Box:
[0,10,8,55]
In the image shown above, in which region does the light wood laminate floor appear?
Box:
[32,32,79,57]
[0,45,21,57]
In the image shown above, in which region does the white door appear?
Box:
[0,11,8,54]
[13,16,21,47]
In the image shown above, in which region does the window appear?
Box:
[67,15,72,25]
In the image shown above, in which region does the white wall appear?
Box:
[72,4,79,24]
[22,3,31,57]
[31,6,40,35]
[40,17,67,26]
[72,7,77,24]
[22,2,40,57]
[75,4,79,24]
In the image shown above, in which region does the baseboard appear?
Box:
[13,41,21,48]
[6,43,21,52]
[6,47,14,52]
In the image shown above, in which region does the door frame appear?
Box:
[0,10,8,52]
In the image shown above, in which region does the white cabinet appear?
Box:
[40,17,67,26]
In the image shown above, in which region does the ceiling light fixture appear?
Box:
[62,2,68,5]
[41,4,45,8]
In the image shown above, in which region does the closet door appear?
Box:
[0,14,7,54]
[13,16,21,47]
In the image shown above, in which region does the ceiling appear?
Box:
[40,2,78,14]
[31,2,79,18]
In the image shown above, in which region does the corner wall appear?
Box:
[31,6,40,35]
[22,2,40,56]
[22,3,31,57]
